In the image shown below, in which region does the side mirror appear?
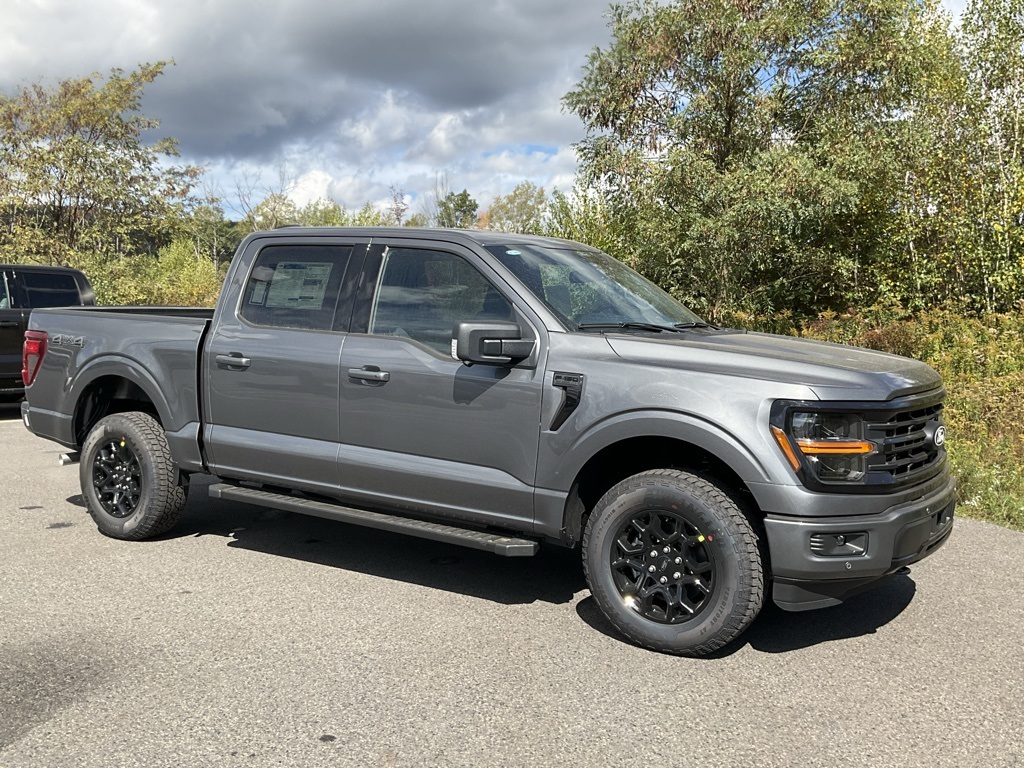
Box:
[452,321,534,366]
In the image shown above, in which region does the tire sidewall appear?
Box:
[80,414,160,538]
[585,474,756,653]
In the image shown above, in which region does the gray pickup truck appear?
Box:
[21,227,955,655]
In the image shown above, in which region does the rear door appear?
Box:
[203,237,363,494]
[0,269,26,391]
[335,239,546,530]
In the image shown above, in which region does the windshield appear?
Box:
[484,243,703,331]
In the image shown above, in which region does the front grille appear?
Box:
[865,399,945,487]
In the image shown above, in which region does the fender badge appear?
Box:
[51,334,85,347]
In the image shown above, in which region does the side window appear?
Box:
[0,272,14,310]
[20,272,81,308]
[369,248,513,354]
[240,245,351,331]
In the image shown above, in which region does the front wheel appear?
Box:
[80,412,188,540]
[583,469,764,656]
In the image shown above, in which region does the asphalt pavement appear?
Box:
[1,399,1022,768]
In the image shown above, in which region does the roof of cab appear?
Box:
[254,226,592,250]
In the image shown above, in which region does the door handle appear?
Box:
[216,353,251,369]
[0,321,19,328]
[347,366,390,383]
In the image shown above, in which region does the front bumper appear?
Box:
[764,474,956,610]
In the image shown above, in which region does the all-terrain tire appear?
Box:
[79,412,188,540]
[583,469,764,656]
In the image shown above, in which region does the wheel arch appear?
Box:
[553,412,772,545]
[70,360,170,446]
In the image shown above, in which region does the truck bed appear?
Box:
[23,306,213,466]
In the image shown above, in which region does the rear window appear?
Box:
[240,245,352,331]
[21,272,82,308]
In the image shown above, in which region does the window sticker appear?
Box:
[264,262,333,309]
[249,281,268,306]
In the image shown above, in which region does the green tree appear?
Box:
[294,198,389,227]
[177,196,241,265]
[437,189,479,229]
[544,188,625,254]
[0,62,202,267]
[869,0,1024,314]
[298,198,349,227]
[246,192,298,231]
[564,0,955,321]
[485,181,547,233]
[349,202,391,226]
[947,0,1024,312]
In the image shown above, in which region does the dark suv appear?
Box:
[1,265,95,395]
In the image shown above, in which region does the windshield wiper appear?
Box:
[673,321,718,330]
[577,322,687,334]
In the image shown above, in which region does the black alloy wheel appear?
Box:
[610,509,715,624]
[92,436,143,518]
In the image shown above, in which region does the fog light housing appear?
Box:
[810,531,868,557]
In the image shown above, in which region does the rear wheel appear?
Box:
[80,412,188,540]
[583,469,764,656]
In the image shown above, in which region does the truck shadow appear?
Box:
[166,477,586,607]
[163,477,915,650]
[575,575,917,656]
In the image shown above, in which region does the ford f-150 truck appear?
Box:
[20,227,955,655]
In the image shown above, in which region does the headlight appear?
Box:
[771,411,875,483]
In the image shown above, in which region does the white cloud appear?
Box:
[0,0,971,219]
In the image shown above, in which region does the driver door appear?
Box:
[335,241,546,531]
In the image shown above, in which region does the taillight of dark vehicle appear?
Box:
[22,330,48,386]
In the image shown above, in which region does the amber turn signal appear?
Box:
[796,439,874,455]
[771,426,802,471]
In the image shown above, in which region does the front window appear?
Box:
[484,244,702,330]
[369,247,513,354]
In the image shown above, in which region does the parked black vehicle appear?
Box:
[1,265,95,395]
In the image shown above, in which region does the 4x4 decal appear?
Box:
[51,334,85,347]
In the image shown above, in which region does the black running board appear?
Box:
[208,483,538,557]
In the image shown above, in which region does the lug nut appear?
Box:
[674,557,682,564]
[659,576,668,584]
[663,547,670,554]
[648,565,656,573]
[673,572,681,579]
[650,550,658,558]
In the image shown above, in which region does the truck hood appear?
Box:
[603,329,942,401]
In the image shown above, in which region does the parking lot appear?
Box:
[1,399,1023,768]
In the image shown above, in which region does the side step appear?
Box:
[208,483,539,557]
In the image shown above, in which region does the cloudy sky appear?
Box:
[0,0,968,219]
